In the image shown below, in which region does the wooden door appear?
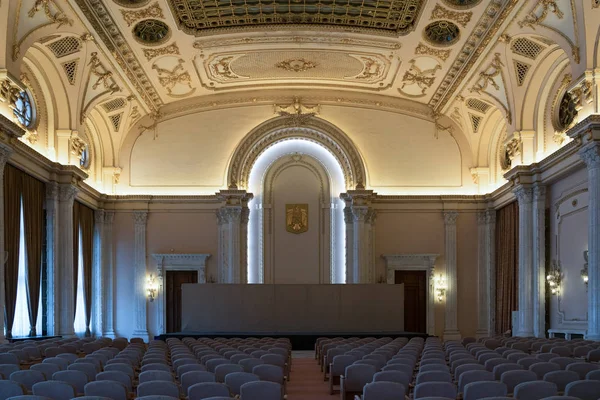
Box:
[166,270,198,333]
[395,270,427,333]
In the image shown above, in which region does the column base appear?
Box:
[132,330,150,343]
[443,330,462,341]
[513,330,535,338]
[102,330,117,339]
[586,333,600,341]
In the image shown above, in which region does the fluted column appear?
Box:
[103,212,116,338]
[132,211,149,341]
[443,211,461,340]
[485,210,496,336]
[58,184,78,337]
[0,143,13,343]
[580,143,600,340]
[533,185,546,338]
[344,207,354,284]
[514,186,534,337]
[45,182,59,336]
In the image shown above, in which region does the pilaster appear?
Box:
[485,210,497,337]
[443,211,461,340]
[514,186,535,337]
[92,210,104,336]
[344,206,354,284]
[45,182,59,336]
[58,184,78,337]
[0,142,13,343]
[476,212,488,338]
[580,142,600,340]
[103,212,115,338]
[132,211,149,341]
[533,185,547,338]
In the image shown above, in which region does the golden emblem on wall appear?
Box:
[286,204,308,234]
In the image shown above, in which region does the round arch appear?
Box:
[227,116,367,191]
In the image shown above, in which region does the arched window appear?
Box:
[13,90,36,129]
[80,146,91,169]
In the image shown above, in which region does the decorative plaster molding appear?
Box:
[120,2,164,26]
[143,43,180,61]
[193,35,402,50]
[0,113,26,139]
[430,4,473,27]
[414,42,451,62]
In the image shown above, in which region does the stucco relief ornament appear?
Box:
[401,60,441,96]
[275,58,317,72]
[274,97,320,127]
[28,0,73,27]
[470,53,504,94]
[286,204,308,234]
[518,0,563,29]
[88,53,120,94]
[152,59,193,95]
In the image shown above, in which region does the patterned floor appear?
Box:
[287,351,335,400]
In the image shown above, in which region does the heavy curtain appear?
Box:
[21,172,44,336]
[3,165,21,339]
[78,203,94,336]
[72,201,80,321]
[495,201,519,335]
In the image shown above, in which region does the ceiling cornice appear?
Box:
[73,0,163,111]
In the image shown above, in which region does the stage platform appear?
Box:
[155,332,429,350]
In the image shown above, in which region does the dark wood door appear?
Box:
[395,270,427,333]
[166,270,198,333]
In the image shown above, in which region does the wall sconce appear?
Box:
[547,260,563,295]
[581,250,589,287]
[146,274,157,302]
[434,274,446,302]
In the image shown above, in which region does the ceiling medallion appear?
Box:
[113,0,151,8]
[441,0,482,9]
[166,0,424,35]
[132,19,171,46]
[423,20,460,47]
[275,58,318,72]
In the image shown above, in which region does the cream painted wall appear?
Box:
[549,167,589,333]
[272,166,322,284]
[456,212,479,338]
[114,212,135,338]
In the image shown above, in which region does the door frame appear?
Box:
[382,254,438,335]
[151,254,210,335]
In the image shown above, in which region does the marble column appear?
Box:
[344,207,354,284]
[132,211,149,341]
[476,212,488,338]
[58,184,78,337]
[580,143,600,340]
[45,182,59,336]
[92,210,104,336]
[514,186,535,337]
[443,211,461,340]
[352,207,371,283]
[533,185,546,338]
[0,143,13,343]
[103,212,116,338]
[485,210,497,336]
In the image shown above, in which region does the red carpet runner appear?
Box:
[287,354,335,400]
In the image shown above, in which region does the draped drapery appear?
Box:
[72,201,80,321]
[78,203,94,336]
[4,165,21,339]
[495,201,519,335]
[21,173,44,336]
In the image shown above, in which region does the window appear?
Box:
[74,227,87,335]
[80,146,90,169]
[12,199,42,337]
[13,90,35,129]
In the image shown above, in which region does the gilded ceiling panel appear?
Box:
[167,0,423,35]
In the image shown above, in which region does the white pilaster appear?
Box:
[533,185,547,338]
[341,190,376,284]
[92,210,104,337]
[103,212,116,338]
[132,211,149,341]
[485,210,497,337]
[580,143,600,340]
[45,182,59,336]
[514,186,535,337]
[443,211,461,340]
[352,207,371,283]
[344,207,354,284]
[58,184,78,337]
[0,143,13,343]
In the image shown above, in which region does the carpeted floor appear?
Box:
[287,351,335,400]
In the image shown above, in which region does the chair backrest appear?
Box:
[10,371,46,391]
[31,381,76,400]
[530,362,561,379]
[43,358,69,371]
[238,358,264,373]
[137,381,179,398]
[30,364,61,380]
[239,380,282,400]
[205,359,229,373]
[141,363,171,373]
[96,371,133,391]
[500,370,537,394]
[542,370,580,392]
[6,396,53,400]
[419,364,449,373]
[0,381,25,400]
[56,354,78,364]
[342,364,376,392]
[52,370,89,394]
[252,364,285,385]
[549,357,578,370]
[458,370,494,393]
[84,381,127,400]
[588,349,600,362]
[492,363,523,380]
[187,382,230,400]
[135,396,179,400]
[413,381,457,399]
[104,363,134,378]
[177,363,207,378]
[513,381,557,400]
[138,370,174,384]
[372,371,409,393]
[180,371,216,393]
[551,347,573,357]
[214,363,243,383]
[416,371,452,385]
[224,372,260,396]
[0,364,20,378]
[454,363,484,380]
[67,364,97,381]
[362,381,405,400]
[587,369,600,381]
[564,379,600,400]
[463,381,508,400]
[565,362,600,379]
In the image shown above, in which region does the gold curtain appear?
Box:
[72,201,80,321]
[21,172,44,336]
[495,201,519,335]
[3,165,22,339]
[78,203,94,336]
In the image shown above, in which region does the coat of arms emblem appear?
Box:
[286,204,308,234]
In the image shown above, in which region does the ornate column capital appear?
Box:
[485,209,496,224]
[94,210,105,224]
[343,206,354,224]
[0,142,13,170]
[58,184,78,204]
[533,184,546,200]
[366,209,377,225]
[132,211,148,226]
[514,186,534,205]
[241,207,250,224]
[352,206,369,222]
[444,211,459,225]
[104,211,115,224]
[217,189,253,206]
[477,211,487,225]
[45,181,59,199]
[579,142,600,170]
